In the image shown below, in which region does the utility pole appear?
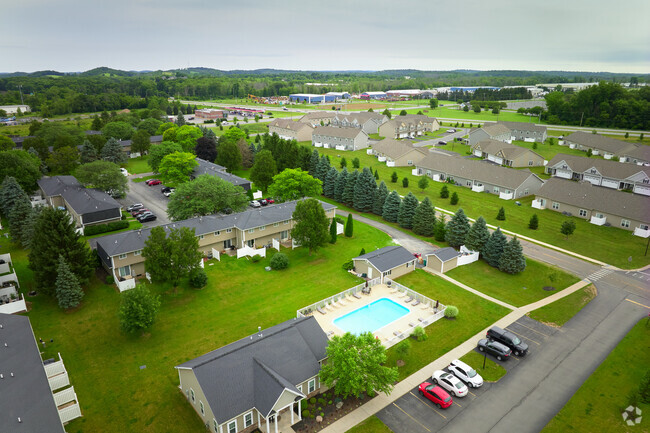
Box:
[18,84,25,105]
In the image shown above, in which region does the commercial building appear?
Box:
[0,104,30,114]
[195,109,225,119]
[360,91,387,100]
[289,94,336,103]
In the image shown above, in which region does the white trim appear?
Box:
[243,411,253,428]
[263,387,305,418]
[308,378,316,393]
[227,420,237,433]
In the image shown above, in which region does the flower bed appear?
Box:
[292,390,376,433]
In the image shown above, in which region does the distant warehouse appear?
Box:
[360,91,387,100]
[195,109,225,119]
[289,94,337,103]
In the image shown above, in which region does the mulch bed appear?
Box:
[292,391,376,433]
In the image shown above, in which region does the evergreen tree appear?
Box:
[483,227,507,268]
[0,176,29,218]
[340,157,347,168]
[402,177,409,188]
[440,185,449,198]
[324,167,338,198]
[354,167,377,212]
[342,170,359,206]
[176,112,186,126]
[55,255,84,309]
[418,176,429,191]
[433,219,447,242]
[398,192,418,229]
[445,208,471,248]
[391,171,398,183]
[329,218,337,244]
[334,167,348,202]
[309,149,320,176]
[20,205,42,248]
[412,197,436,236]
[345,213,354,237]
[315,155,331,181]
[28,208,92,296]
[450,192,459,205]
[250,150,277,193]
[465,216,490,254]
[374,169,379,180]
[372,181,389,215]
[496,206,506,221]
[499,237,526,274]
[101,137,127,164]
[80,139,98,163]
[352,157,360,168]
[91,115,103,131]
[8,197,34,245]
[528,214,539,230]
[382,190,401,223]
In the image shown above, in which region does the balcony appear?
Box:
[432,174,442,182]
[531,199,545,209]
[499,191,514,200]
[634,227,650,238]
[366,149,373,155]
[386,161,395,167]
[378,156,387,162]
[411,168,421,176]
[471,184,484,193]
[590,215,607,226]
[313,142,323,148]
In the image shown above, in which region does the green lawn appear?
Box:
[541,319,650,433]
[528,284,596,327]
[4,220,395,433]
[304,143,650,269]
[511,139,603,161]
[385,270,511,379]
[459,351,507,382]
[346,416,393,433]
[446,259,579,307]
[408,107,537,123]
[124,155,151,174]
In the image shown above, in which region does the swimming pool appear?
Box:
[333,298,410,335]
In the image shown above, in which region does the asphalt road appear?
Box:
[119,176,171,226]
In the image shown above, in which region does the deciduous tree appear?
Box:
[195,135,218,162]
[131,129,151,156]
[291,198,329,255]
[101,121,134,140]
[418,176,429,192]
[75,160,128,197]
[47,146,80,174]
[159,151,199,185]
[216,139,242,173]
[0,150,42,193]
[560,220,576,240]
[250,150,277,193]
[119,284,161,334]
[166,174,248,220]
[268,169,322,201]
[168,227,203,286]
[148,141,183,172]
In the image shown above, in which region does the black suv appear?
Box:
[486,326,528,356]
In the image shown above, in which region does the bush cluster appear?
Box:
[189,268,208,288]
[270,253,289,270]
[84,220,130,236]
[444,305,459,318]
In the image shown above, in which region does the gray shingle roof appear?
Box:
[38,176,121,216]
[176,316,327,423]
[269,118,314,132]
[313,126,365,139]
[299,112,337,122]
[622,145,650,163]
[394,114,437,124]
[481,124,511,137]
[193,158,251,188]
[565,132,638,155]
[473,139,544,161]
[354,246,415,272]
[427,247,460,262]
[334,112,386,124]
[416,154,543,190]
[547,153,650,180]
[536,178,650,223]
[0,314,66,433]
[95,199,336,257]
[496,121,547,134]
[371,139,427,160]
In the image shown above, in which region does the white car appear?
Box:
[447,359,483,389]
[446,128,456,133]
[432,370,469,397]
[120,168,129,176]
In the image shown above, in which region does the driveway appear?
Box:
[118,176,171,226]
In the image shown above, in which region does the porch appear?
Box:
[590,215,607,226]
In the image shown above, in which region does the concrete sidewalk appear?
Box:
[318,279,590,433]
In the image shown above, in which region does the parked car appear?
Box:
[418,383,452,409]
[163,189,175,197]
[127,203,143,212]
[138,213,157,223]
[265,198,275,204]
[259,199,268,206]
[447,359,483,388]
[438,140,447,146]
[120,168,129,176]
[161,186,173,193]
[249,200,261,208]
[432,370,468,397]
[131,208,151,217]
[447,128,456,133]
[145,179,162,186]
[486,326,529,356]
[477,338,512,361]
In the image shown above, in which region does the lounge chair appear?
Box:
[417,317,426,323]
[338,295,347,305]
[390,286,400,294]
[412,300,420,306]
[404,296,413,303]
[326,330,334,337]
[317,307,326,315]
[409,322,416,327]
[352,292,361,299]
[393,330,402,337]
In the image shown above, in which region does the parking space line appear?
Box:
[409,392,447,420]
[625,299,650,309]
[468,390,476,397]
[512,321,553,337]
[506,328,540,345]
[454,401,462,408]
[512,355,520,361]
[393,402,433,431]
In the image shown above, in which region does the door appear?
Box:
[223,239,232,249]
[367,267,373,279]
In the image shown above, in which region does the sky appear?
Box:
[2,0,649,74]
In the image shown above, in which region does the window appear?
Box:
[248,229,254,233]
[640,224,649,230]
[621,219,630,228]
[134,250,142,256]
[226,228,232,233]
[273,222,279,227]
[119,266,130,278]
[528,161,533,166]
[284,220,290,225]
[199,235,204,240]
[493,187,500,193]
[466,180,472,186]
[118,253,127,260]
[190,388,195,403]
[579,209,587,217]
[407,160,413,165]
[523,188,529,195]
[552,202,560,210]
[213,419,218,432]
[247,239,255,247]
[383,270,392,276]
[308,379,316,393]
[259,225,265,231]
[297,384,303,393]
[214,231,220,236]
[228,420,237,433]
[244,412,253,427]
[200,401,205,416]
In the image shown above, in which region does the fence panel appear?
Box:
[59,403,82,423]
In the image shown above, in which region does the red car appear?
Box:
[418,382,452,409]
[131,208,150,217]
[265,198,275,204]
[145,179,162,186]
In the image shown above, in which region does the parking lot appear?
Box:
[377,316,558,433]
[118,177,172,226]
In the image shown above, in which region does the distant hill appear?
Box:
[79,67,138,77]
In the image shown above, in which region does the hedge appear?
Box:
[84,220,130,236]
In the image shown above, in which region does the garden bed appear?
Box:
[292,390,376,433]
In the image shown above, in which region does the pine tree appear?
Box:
[324,167,338,198]
[342,170,359,206]
[402,177,409,188]
[498,237,526,274]
[372,181,389,215]
[354,167,377,212]
[315,155,331,182]
[309,149,320,176]
[391,171,398,183]
[0,176,29,218]
[329,218,337,244]
[483,227,507,268]
[465,216,490,254]
[340,157,347,168]
[433,219,447,242]
[382,190,401,223]
[334,167,348,202]
[445,208,471,248]
[496,206,506,221]
[20,205,42,248]
[80,139,98,163]
[412,197,436,236]
[101,137,127,164]
[8,197,34,245]
[440,185,449,198]
[55,255,84,309]
[176,112,186,126]
[450,192,459,205]
[398,192,419,229]
[374,169,379,180]
[528,214,539,230]
[418,176,429,191]
[345,213,354,237]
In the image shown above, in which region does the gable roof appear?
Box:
[394,114,437,124]
[564,132,638,155]
[313,126,365,139]
[299,112,337,122]
[269,118,314,132]
[417,154,543,190]
[496,121,547,134]
[38,176,121,216]
[176,316,327,423]
[354,246,415,272]
[480,124,512,137]
[547,153,650,180]
[0,314,66,433]
[427,247,461,262]
[193,158,251,188]
[94,199,337,257]
[473,139,544,161]
[622,145,650,163]
[335,112,386,124]
[371,139,428,160]
[536,178,650,223]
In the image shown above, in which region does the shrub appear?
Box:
[84,220,130,236]
[445,305,459,318]
[320,412,325,417]
[411,326,428,342]
[302,410,310,418]
[395,339,411,358]
[450,192,459,205]
[189,268,208,288]
[402,177,409,188]
[309,397,316,404]
[318,398,326,405]
[105,275,114,285]
[328,400,333,405]
[342,260,354,271]
[440,185,449,198]
[270,253,289,270]
[251,254,262,263]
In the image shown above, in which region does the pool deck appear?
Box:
[310,283,441,347]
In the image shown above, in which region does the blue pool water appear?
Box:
[333,298,410,335]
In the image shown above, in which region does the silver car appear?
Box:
[448,359,483,388]
[432,370,469,397]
